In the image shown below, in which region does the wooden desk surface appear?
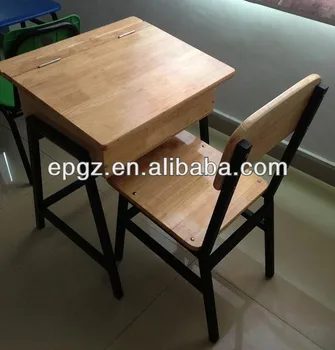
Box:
[0,17,234,169]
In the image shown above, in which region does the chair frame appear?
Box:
[1,21,79,185]
[114,83,328,343]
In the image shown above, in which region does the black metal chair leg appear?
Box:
[5,115,33,184]
[199,116,210,144]
[264,197,275,279]
[115,194,128,261]
[199,261,219,343]
[26,117,45,229]
[85,177,124,299]
[51,12,58,21]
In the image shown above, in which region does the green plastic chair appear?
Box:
[0,14,80,184]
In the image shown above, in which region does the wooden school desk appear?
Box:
[0,16,235,298]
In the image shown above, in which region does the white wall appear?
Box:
[59,0,335,164]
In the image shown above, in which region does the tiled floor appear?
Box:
[0,116,334,350]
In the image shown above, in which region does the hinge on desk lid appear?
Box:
[38,57,61,68]
[118,30,136,39]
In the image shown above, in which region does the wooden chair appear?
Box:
[107,74,327,343]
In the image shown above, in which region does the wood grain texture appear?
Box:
[102,88,215,169]
[19,90,103,162]
[0,17,234,172]
[109,131,268,251]
[214,74,321,190]
[0,17,144,79]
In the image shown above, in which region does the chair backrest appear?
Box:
[214,74,324,190]
[3,14,80,59]
[201,74,327,254]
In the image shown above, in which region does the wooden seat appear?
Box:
[109,130,268,250]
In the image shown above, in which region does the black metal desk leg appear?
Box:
[27,117,45,229]
[85,178,124,299]
[199,116,210,144]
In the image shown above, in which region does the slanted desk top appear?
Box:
[0,17,235,172]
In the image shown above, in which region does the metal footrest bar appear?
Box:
[44,179,86,207]
[127,220,202,292]
[44,209,106,269]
